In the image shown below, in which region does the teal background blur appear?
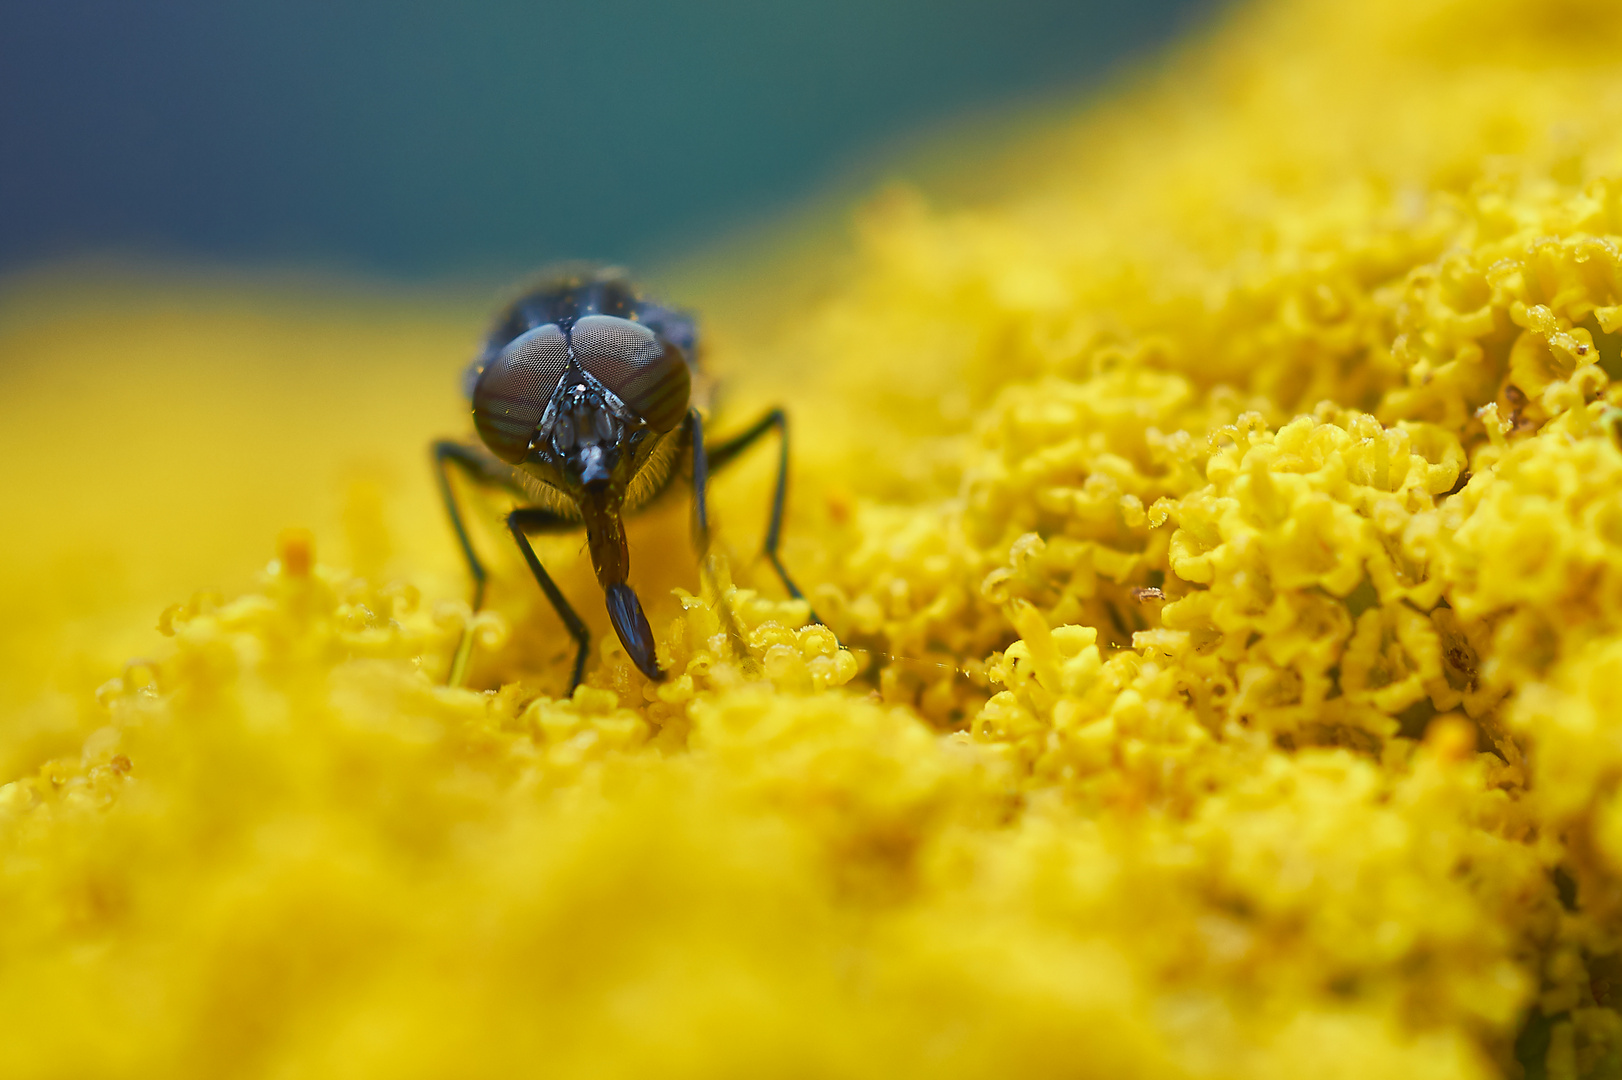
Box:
[1,0,1216,278]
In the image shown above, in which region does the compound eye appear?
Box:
[471,323,568,463]
[570,314,690,432]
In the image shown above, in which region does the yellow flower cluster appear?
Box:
[13,0,1622,1075]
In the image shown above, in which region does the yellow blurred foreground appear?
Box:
[11,0,1622,1075]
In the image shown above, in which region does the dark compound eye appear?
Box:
[472,323,568,462]
[570,314,690,432]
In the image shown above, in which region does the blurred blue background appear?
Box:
[1,0,1218,278]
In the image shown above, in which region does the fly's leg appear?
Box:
[685,409,712,552]
[434,441,523,684]
[695,407,818,621]
[432,440,569,687]
[509,508,593,694]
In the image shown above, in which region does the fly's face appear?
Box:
[543,378,633,494]
[531,314,689,502]
[469,311,691,502]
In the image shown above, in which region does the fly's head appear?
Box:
[467,312,691,508]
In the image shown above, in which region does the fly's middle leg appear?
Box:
[695,407,819,623]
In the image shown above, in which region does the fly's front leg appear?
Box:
[699,407,818,621]
[433,440,530,685]
[508,508,593,694]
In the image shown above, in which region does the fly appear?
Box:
[433,266,809,691]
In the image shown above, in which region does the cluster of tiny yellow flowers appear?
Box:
[15,0,1622,1075]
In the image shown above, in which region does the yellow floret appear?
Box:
[17,0,1622,1075]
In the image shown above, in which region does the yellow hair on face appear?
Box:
[11,0,1622,1075]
